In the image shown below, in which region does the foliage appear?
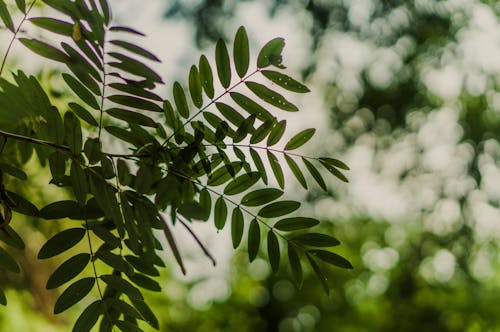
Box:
[0,0,351,331]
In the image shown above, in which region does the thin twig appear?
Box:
[0,129,71,152]
[177,216,217,266]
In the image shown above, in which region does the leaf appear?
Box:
[95,250,134,276]
[38,228,86,259]
[46,253,90,289]
[0,1,14,32]
[162,218,186,275]
[250,120,274,144]
[116,320,142,332]
[249,148,267,184]
[288,243,302,287]
[199,55,214,99]
[110,40,160,62]
[215,38,231,88]
[241,188,283,207]
[109,25,145,36]
[0,246,20,273]
[173,82,190,118]
[261,70,310,93]
[231,207,244,249]
[54,278,95,314]
[129,273,161,292]
[233,26,249,78]
[0,226,25,250]
[321,161,349,183]
[188,65,203,108]
[247,219,260,262]
[267,120,286,146]
[257,37,285,69]
[29,17,73,36]
[258,201,300,218]
[130,299,159,329]
[0,163,27,180]
[108,52,162,84]
[274,217,319,232]
[267,151,284,189]
[39,200,79,219]
[306,254,329,295]
[99,0,111,24]
[72,300,104,332]
[216,102,244,127]
[267,230,280,273]
[69,103,98,127]
[107,298,142,320]
[207,162,242,186]
[224,172,260,196]
[292,233,341,247]
[214,197,227,230]
[125,255,159,277]
[0,287,5,305]
[230,92,273,121]
[100,274,143,301]
[302,158,327,191]
[285,155,307,189]
[64,111,83,154]
[19,38,68,63]
[107,94,163,113]
[6,190,39,217]
[107,108,157,128]
[15,0,25,13]
[307,250,353,269]
[177,202,209,221]
[109,82,162,102]
[246,81,298,112]
[284,128,315,151]
[70,161,88,207]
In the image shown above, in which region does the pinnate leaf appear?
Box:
[38,228,86,259]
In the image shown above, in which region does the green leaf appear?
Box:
[0,1,14,32]
[84,138,101,165]
[288,243,302,287]
[64,111,83,154]
[230,92,273,121]
[109,25,145,36]
[19,38,68,62]
[216,102,244,127]
[46,253,90,289]
[15,0,25,13]
[233,26,249,78]
[267,120,286,146]
[267,230,280,273]
[257,37,285,69]
[246,81,298,112]
[107,108,157,128]
[199,55,214,99]
[69,103,98,127]
[224,172,260,196]
[302,158,327,191]
[39,200,79,219]
[0,163,27,180]
[108,82,162,102]
[249,148,267,184]
[0,287,5,305]
[107,298,142,320]
[130,299,159,329]
[72,300,104,332]
[267,151,284,189]
[247,219,260,262]
[0,226,25,250]
[250,120,274,144]
[258,201,300,218]
[125,255,159,277]
[70,161,88,207]
[284,128,315,151]
[207,162,242,186]
[100,274,143,301]
[241,188,283,207]
[214,197,227,230]
[292,233,340,247]
[188,65,203,108]
[91,225,121,249]
[0,246,20,273]
[285,155,307,189]
[173,82,190,118]
[29,17,73,36]
[307,250,353,269]
[177,202,209,221]
[6,190,39,217]
[231,207,244,249]
[274,217,319,231]
[95,250,134,276]
[54,278,95,314]
[261,70,310,93]
[110,40,160,62]
[215,38,231,89]
[38,228,86,259]
[108,52,163,84]
[107,94,163,113]
[306,254,329,295]
[99,0,111,24]
[321,161,349,183]
[116,320,143,332]
[129,273,161,292]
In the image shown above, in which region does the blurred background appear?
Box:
[0,0,499,331]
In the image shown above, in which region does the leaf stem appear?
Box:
[0,129,71,152]
[176,216,217,266]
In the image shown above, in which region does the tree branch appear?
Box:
[0,129,71,152]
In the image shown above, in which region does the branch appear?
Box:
[0,129,71,152]
[177,216,217,266]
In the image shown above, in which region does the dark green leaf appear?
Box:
[321,162,349,183]
[177,202,209,221]
[107,108,157,128]
[116,320,142,332]
[29,17,73,36]
[249,148,267,184]
[19,38,68,62]
[128,273,161,292]
[214,197,227,230]
[109,25,145,36]
[250,120,274,144]
[98,0,111,24]
[84,138,101,164]
[285,155,307,189]
[233,26,249,78]
[46,253,90,289]
[91,225,121,249]
[6,191,39,217]
[0,163,27,180]
[0,226,25,250]
[274,217,319,231]
[246,81,298,112]
[231,207,244,249]
[248,219,260,262]
[54,278,95,314]
[318,157,349,170]
[267,120,286,146]
[241,188,283,207]
[230,92,273,121]
[130,299,159,329]
[216,102,244,127]
[15,0,25,13]
[173,82,189,118]
[306,254,329,295]
[261,70,310,93]
[108,52,163,84]
[258,200,300,218]
[257,38,285,69]
[0,246,20,273]
[302,157,327,191]
[288,244,302,287]
[72,300,104,332]
[284,128,315,151]
[69,103,98,126]
[215,38,231,88]
[110,40,160,62]
[199,55,214,99]
[0,1,14,32]
[292,233,340,247]
[109,82,162,102]
[39,200,79,219]
[95,250,134,276]
[188,65,203,108]
[0,287,5,305]
[207,162,242,186]
[267,230,280,273]
[125,255,159,277]
[107,94,163,113]
[267,151,284,189]
[70,161,88,207]
[224,172,260,196]
[100,274,143,300]
[308,250,353,269]
[38,228,86,259]
[64,111,83,154]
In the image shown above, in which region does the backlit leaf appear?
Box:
[69,103,98,127]
[129,273,161,292]
[0,246,20,273]
[306,254,329,295]
[70,160,88,207]
[110,40,160,62]
[292,233,340,247]
[107,94,162,113]
[321,161,349,183]
[29,17,73,36]
[0,1,14,32]
[100,274,143,301]
[302,157,327,191]
[230,92,273,121]
[72,300,104,332]
[107,108,157,127]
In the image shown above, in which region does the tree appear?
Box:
[0,1,351,331]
